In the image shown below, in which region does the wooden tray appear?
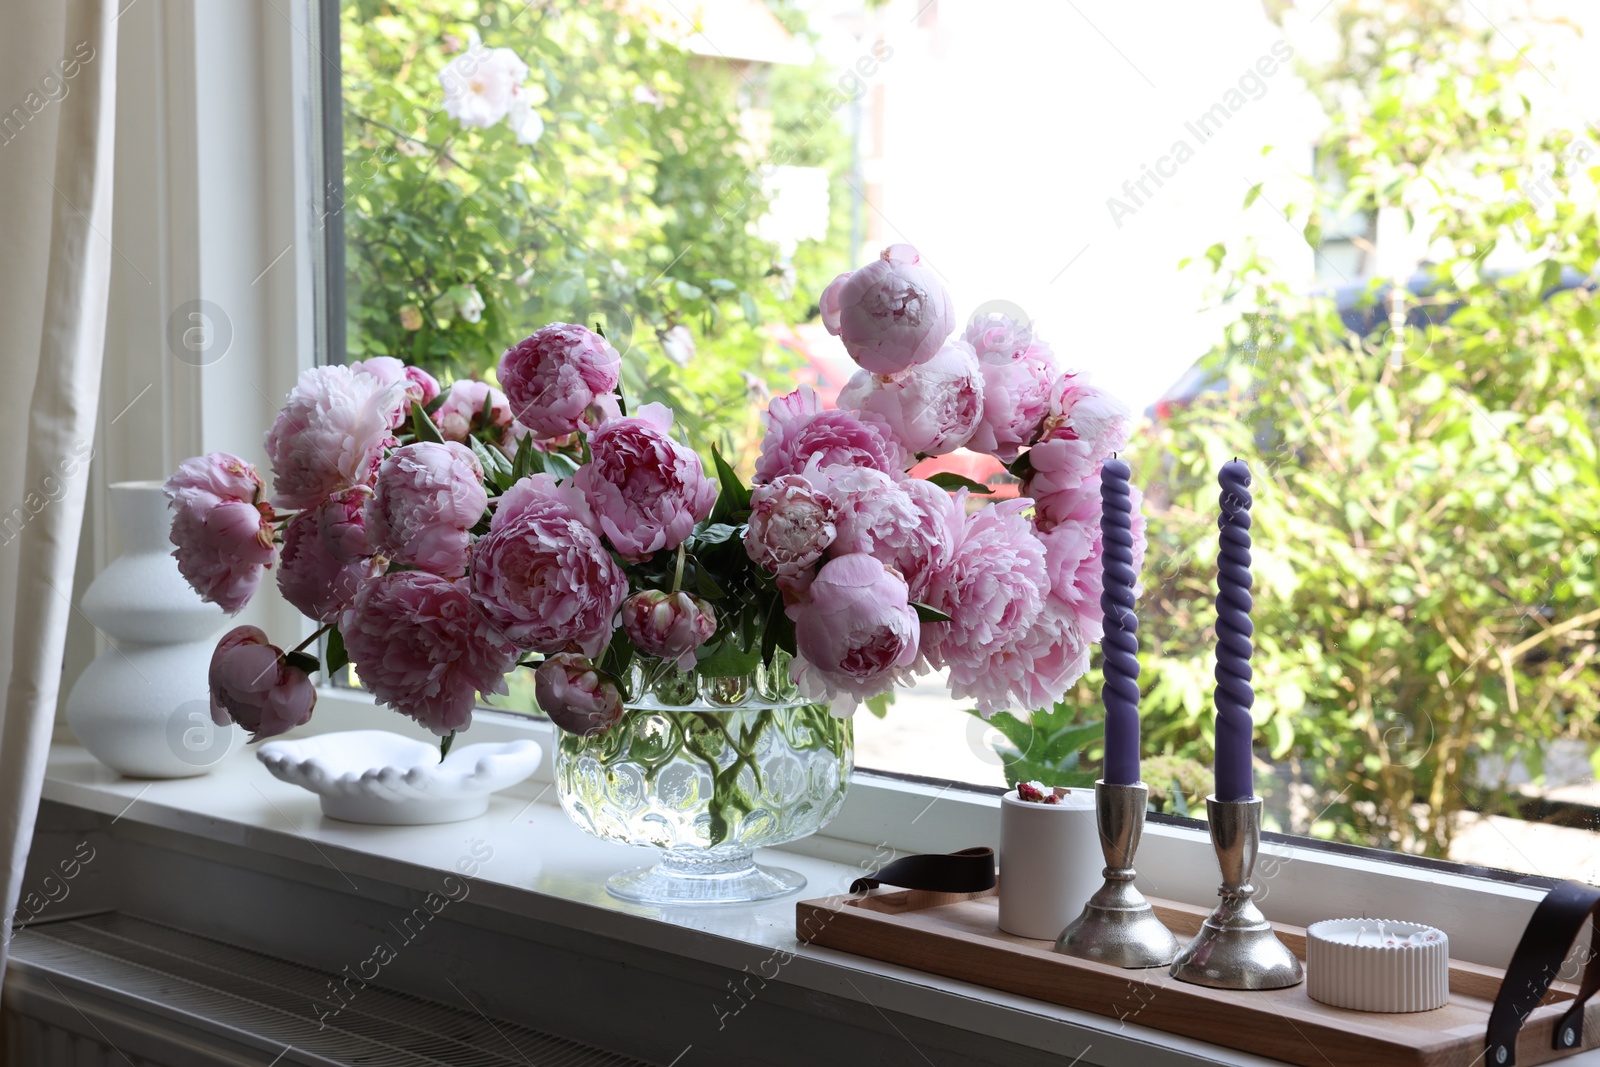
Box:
[796,887,1596,1067]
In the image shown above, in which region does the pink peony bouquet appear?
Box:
[165,250,1137,750]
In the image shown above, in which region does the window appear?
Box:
[328,0,1600,884]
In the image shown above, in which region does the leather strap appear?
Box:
[849,847,996,895]
[1487,880,1600,1064]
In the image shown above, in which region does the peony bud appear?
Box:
[574,403,717,561]
[621,590,717,670]
[208,625,317,742]
[434,379,514,447]
[787,553,919,713]
[821,244,954,376]
[535,654,624,736]
[498,322,622,440]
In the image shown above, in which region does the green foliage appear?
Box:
[1140,755,1212,818]
[1138,0,1600,857]
[968,700,1106,790]
[339,0,859,716]
[975,4,1599,859]
[339,0,849,463]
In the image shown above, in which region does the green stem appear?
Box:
[672,542,686,593]
[700,710,770,794]
[291,623,332,654]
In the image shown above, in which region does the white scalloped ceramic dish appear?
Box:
[256,730,543,825]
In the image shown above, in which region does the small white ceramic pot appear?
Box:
[998,787,1103,940]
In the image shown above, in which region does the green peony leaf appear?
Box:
[924,471,995,495]
[325,625,349,674]
[412,403,445,444]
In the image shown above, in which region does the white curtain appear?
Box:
[0,0,118,984]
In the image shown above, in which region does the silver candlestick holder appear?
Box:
[1055,781,1180,968]
[1170,796,1304,990]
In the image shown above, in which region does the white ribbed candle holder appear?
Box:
[1305,918,1450,1013]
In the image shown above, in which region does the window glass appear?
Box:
[338,0,1600,882]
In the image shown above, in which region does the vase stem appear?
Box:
[606,848,806,905]
[655,848,759,880]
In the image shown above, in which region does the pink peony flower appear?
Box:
[434,379,514,447]
[341,571,517,736]
[1026,477,1100,535]
[494,471,594,527]
[964,311,1036,362]
[788,553,920,713]
[165,454,277,615]
[919,498,1048,695]
[1022,383,1129,531]
[822,244,954,375]
[350,356,441,428]
[498,323,623,439]
[1047,379,1131,451]
[744,473,836,576]
[469,474,627,655]
[575,403,716,560]
[1038,516,1104,645]
[208,625,317,741]
[165,451,266,510]
[816,466,955,603]
[837,339,984,456]
[818,271,851,333]
[967,342,1058,462]
[315,487,374,564]
[276,511,380,622]
[621,590,716,670]
[1030,379,1132,489]
[952,603,1094,716]
[535,654,624,736]
[406,366,443,407]
[264,365,404,509]
[1032,487,1143,637]
[365,442,487,578]
[753,386,911,484]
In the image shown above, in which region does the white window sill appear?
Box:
[34,689,1596,1067]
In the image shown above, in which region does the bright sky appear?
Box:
[797,0,1600,411]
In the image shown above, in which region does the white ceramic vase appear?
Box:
[65,481,242,777]
[997,786,1104,940]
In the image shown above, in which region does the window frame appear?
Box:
[91,0,1567,976]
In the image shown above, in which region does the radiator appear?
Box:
[3,914,653,1067]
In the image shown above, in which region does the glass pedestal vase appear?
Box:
[555,660,853,905]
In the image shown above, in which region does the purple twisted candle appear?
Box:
[1213,459,1255,802]
[1099,458,1141,786]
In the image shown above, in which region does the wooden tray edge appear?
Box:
[795,890,1600,1067]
